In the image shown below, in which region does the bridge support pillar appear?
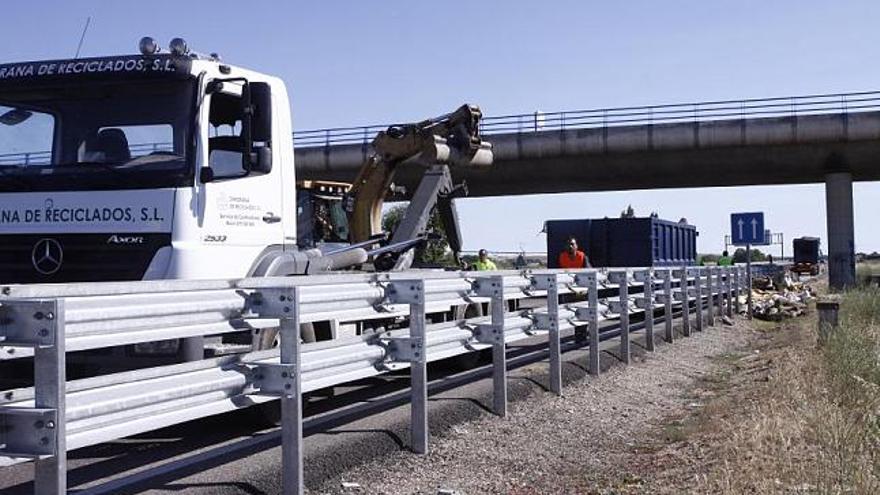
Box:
[825,172,856,290]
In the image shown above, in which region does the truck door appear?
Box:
[199,86,283,261]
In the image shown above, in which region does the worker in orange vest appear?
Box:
[558,237,591,268]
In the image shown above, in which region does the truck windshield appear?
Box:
[0,79,194,192]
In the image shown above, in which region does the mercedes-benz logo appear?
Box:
[31,238,63,275]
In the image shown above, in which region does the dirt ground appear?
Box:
[310,313,796,494]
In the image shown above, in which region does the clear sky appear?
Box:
[2,1,878,254]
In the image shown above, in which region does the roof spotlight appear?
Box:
[139,36,160,55]
[169,37,189,56]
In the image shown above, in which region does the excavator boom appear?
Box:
[346,104,493,269]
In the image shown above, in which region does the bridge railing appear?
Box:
[3,92,879,162]
[0,266,744,494]
[291,90,880,147]
[0,142,174,166]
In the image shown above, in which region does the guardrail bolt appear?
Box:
[45,312,54,320]
[38,328,49,338]
[46,421,55,429]
[281,372,289,378]
[1,287,9,296]
[279,295,286,302]
[34,420,44,429]
[33,311,44,320]
[39,437,49,446]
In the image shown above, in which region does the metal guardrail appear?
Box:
[291,90,880,147]
[0,266,745,494]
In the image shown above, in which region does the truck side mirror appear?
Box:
[249,82,272,143]
[241,81,273,176]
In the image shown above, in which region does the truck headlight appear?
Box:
[139,36,159,55]
[169,37,189,56]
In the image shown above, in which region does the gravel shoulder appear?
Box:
[0,315,756,494]
[313,319,756,494]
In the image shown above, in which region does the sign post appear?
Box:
[731,212,764,319]
[746,243,752,319]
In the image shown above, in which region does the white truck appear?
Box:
[0,37,492,362]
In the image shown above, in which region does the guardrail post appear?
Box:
[587,272,600,374]
[279,289,303,495]
[734,266,742,314]
[725,267,734,318]
[633,269,655,352]
[387,280,428,453]
[692,268,704,332]
[250,288,303,494]
[676,267,691,337]
[532,274,561,395]
[473,276,507,417]
[574,271,601,376]
[662,269,674,343]
[609,270,630,364]
[548,275,562,395]
[0,299,66,495]
[706,267,716,327]
[716,267,726,319]
[34,300,66,495]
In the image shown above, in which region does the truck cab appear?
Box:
[792,236,821,276]
[0,38,296,285]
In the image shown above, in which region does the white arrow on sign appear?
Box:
[737,219,744,239]
[751,218,758,239]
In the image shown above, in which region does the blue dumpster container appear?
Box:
[546,217,698,268]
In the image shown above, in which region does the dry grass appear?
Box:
[856,260,880,286]
[658,288,880,494]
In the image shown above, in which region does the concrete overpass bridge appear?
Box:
[294,91,880,288]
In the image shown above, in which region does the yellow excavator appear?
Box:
[298,104,493,271]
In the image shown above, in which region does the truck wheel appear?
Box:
[453,301,485,321]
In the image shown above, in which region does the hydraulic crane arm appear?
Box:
[347,104,492,245]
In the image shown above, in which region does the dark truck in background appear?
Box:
[791,237,821,276]
[545,216,698,268]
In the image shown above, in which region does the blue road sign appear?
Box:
[731,212,765,245]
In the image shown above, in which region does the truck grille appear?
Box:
[0,233,171,284]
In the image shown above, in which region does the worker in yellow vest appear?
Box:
[473,249,497,271]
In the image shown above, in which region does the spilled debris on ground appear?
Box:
[747,273,815,321]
